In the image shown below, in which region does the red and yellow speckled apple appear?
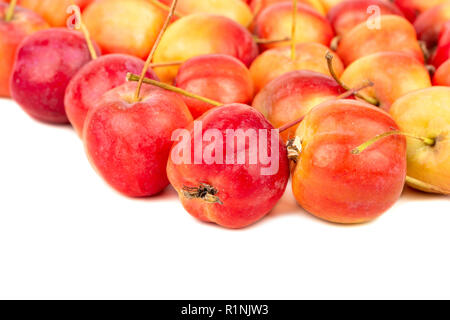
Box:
[0,2,48,97]
[253,2,334,50]
[65,54,159,137]
[291,99,407,224]
[153,13,258,84]
[252,70,345,141]
[336,15,423,66]
[83,82,193,197]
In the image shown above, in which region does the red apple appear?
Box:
[336,15,423,66]
[10,28,100,123]
[83,82,193,197]
[433,59,450,86]
[0,2,48,97]
[414,2,450,48]
[253,2,334,50]
[65,53,158,137]
[327,0,404,36]
[167,103,290,229]
[174,54,254,118]
[291,99,407,224]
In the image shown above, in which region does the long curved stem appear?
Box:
[134,0,178,102]
[5,0,17,22]
[291,0,298,60]
[352,131,435,155]
[326,52,380,106]
[127,73,222,107]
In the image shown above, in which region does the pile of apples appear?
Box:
[0,0,449,229]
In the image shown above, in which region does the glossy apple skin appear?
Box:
[10,28,100,123]
[433,60,450,86]
[9,0,93,27]
[250,0,326,15]
[65,53,158,137]
[82,0,165,59]
[394,0,448,22]
[153,13,258,84]
[390,87,450,194]
[252,70,345,141]
[327,0,404,36]
[414,2,450,48]
[340,52,431,111]
[337,15,423,66]
[159,0,253,27]
[249,43,344,93]
[84,82,193,197]
[167,104,290,229]
[174,54,254,119]
[431,22,450,68]
[0,4,48,97]
[253,2,334,50]
[292,99,407,224]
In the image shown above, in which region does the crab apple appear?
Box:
[414,2,450,48]
[389,87,450,194]
[82,0,166,59]
[250,0,326,15]
[159,0,253,27]
[7,0,93,27]
[153,13,258,83]
[252,70,345,141]
[167,104,290,229]
[253,2,334,50]
[340,52,431,111]
[0,3,48,97]
[174,54,254,119]
[65,54,158,137]
[249,43,344,93]
[336,15,423,66]
[327,0,405,36]
[433,60,450,86]
[291,99,407,224]
[394,0,448,22]
[431,23,450,68]
[10,28,99,123]
[84,82,193,197]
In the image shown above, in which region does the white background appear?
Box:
[0,97,449,300]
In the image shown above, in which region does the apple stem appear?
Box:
[351,131,435,155]
[127,73,222,106]
[147,0,183,18]
[326,52,380,106]
[183,184,223,205]
[405,176,450,195]
[150,61,184,68]
[134,0,179,102]
[254,36,291,44]
[418,40,430,62]
[5,0,17,22]
[277,82,374,133]
[70,4,98,60]
[291,0,298,60]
